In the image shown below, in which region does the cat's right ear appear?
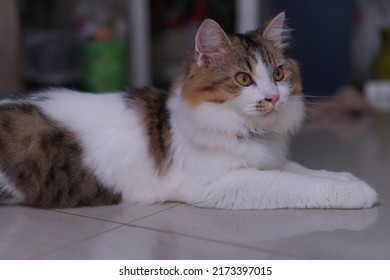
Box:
[195,19,230,67]
[262,12,287,45]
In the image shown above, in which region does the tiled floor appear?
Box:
[1,111,389,260]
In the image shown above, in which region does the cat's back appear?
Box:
[0,88,173,208]
[0,88,144,154]
[0,89,131,208]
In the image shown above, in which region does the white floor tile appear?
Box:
[0,206,118,259]
[38,225,292,259]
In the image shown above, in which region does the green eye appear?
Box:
[235,72,252,87]
[273,66,284,82]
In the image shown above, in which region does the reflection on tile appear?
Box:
[0,206,118,259]
[133,205,382,258]
[58,203,180,224]
[269,230,390,259]
[134,205,379,241]
[38,226,291,260]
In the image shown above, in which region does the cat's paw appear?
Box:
[333,180,378,209]
[333,171,360,182]
[319,170,359,181]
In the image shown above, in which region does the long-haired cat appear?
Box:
[0,13,378,209]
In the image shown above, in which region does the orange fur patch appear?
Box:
[180,70,237,106]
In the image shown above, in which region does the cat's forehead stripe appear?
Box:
[245,59,252,73]
[259,45,276,68]
[234,33,276,69]
[236,33,258,52]
[235,34,259,62]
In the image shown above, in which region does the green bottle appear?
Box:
[81,41,127,93]
[374,28,390,79]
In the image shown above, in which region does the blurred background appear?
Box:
[0,0,390,111]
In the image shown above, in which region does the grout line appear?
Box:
[122,223,302,259]
[30,224,125,260]
[125,203,182,224]
[51,209,124,226]
[51,203,182,225]
[31,222,299,260]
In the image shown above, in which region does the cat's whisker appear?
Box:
[301,113,319,123]
[305,103,362,109]
[303,106,323,114]
[303,95,335,99]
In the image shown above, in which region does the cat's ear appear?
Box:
[195,19,231,67]
[262,12,286,44]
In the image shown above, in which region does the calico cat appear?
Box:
[0,13,378,209]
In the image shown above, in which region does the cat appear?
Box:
[0,12,378,209]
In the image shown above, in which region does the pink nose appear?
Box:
[265,95,279,105]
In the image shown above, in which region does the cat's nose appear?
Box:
[265,94,279,105]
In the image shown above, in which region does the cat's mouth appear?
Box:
[254,99,281,117]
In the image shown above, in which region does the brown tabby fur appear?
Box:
[0,103,121,208]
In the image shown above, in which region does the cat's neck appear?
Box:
[167,86,290,170]
[168,86,288,148]
[169,87,244,137]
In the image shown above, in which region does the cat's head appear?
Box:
[173,13,304,137]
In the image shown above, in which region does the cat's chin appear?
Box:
[245,104,303,136]
[246,112,279,133]
[262,109,277,118]
[249,109,278,122]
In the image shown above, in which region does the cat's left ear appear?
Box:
[262,12,287,45]
[195,19,231,67]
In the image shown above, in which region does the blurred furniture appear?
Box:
[0,0,23,92]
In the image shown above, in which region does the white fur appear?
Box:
[0,171,25,204]
[1,74,377,209]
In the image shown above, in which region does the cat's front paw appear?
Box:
[319,170,360,182]
[334,171,360,182]
[334,180,378,209]
[310,169,358,182]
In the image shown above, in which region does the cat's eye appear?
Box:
[235,72,252,87]
[273,66,284,82]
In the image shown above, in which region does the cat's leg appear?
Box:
[182,168,378,210]
[282,161,359,181]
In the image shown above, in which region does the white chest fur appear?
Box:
[166,91,290,197]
